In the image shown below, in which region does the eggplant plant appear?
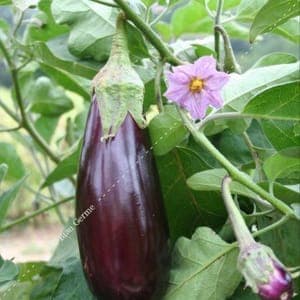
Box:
[0,0,299,300]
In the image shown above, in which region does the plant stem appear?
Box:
[214,0,223,61]
[90,0,118,7]
[178,109,295,217]
[0,39,60,164]
[0,125,21,132]
[242,132,264,181]
[155,60,165,112]
[0,196,74,233]
[113,0,182,66]
[222,175,255,249]
[215,25,241,73]
[252,215,290,238]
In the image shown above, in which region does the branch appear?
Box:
[113,0,183,66]
[0,196,74,233]
[0,39,60,164]
[178,108,295,217]
[214,0,223,61]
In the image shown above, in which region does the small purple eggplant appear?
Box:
[238,243,293,300]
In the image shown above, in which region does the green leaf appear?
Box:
[0,143,25,181]
[39,63,90,101]
[251,52,297,68]
[164,227,241,300]
[0,176,26,227]
[156,146,226,242]
[0,256,19,285]
[0,164,8,185]
[17,262,45,283]
[224,62,299,112]
[26,0,69,42]
[263,148,300,183]
[187,168,257,199]
[51,0,116,62]
[30,76,73,116]
[32,40,99,79]
[250,0,300,42]
[237,0,266,21]
[34,116,59,143]
[29,266,62,299]
[273,18,300,43]
[259,182,300,204]
[51,258,95,300]
[149,105,188,156]
[0,0,11,5]
[261,120,300,151]
[244,82,300,121]
[42,143,80,188]
[0,281,32,300]
[171,0,212,37]
[215,129,253,166]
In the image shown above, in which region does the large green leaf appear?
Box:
[51,0,116,62]
[187,169,256,197]
[243,82,300,121]
[42,143,80,188]
[34,116,59,143]
[0,164,8,185]
[0,176,26,227]
[237,0,266,21]
[0,256,19,285]
[40,63,90,101]
[251,52,297,68]
[0,143,25,181]
[26,0,69,42]
[223,62,299,112]
[149,105,188,156]
[263,148,300,183]
[32,40,99,79]
[261,120,300,151]
[164,227,241,300]
[30,76,73,116]
[250,0,300,42]
[156,145,226,242]
[51,258,95,300]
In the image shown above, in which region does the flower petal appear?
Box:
[183,93,209,119]
[173,63,197,77]
[164,84,190,105]
[194,56,217,79]
[167,70,190,84]
[203,90,224,108]
[204,72,230,91]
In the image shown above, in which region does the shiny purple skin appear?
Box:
[76,96,169,300]
[258,261,293,300]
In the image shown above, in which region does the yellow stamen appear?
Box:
[189,78,203,93]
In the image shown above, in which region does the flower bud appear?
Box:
[238,242,293,300]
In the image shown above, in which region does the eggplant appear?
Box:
[76,95,170,300]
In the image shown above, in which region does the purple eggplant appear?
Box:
[76,95,169,300]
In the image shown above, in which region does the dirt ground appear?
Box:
[0,224,63,262]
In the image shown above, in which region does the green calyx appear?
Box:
[237,243,282,292]
[92,13,145,139]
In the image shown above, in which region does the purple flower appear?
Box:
[238,243,293,300]
[164,56,229,119]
